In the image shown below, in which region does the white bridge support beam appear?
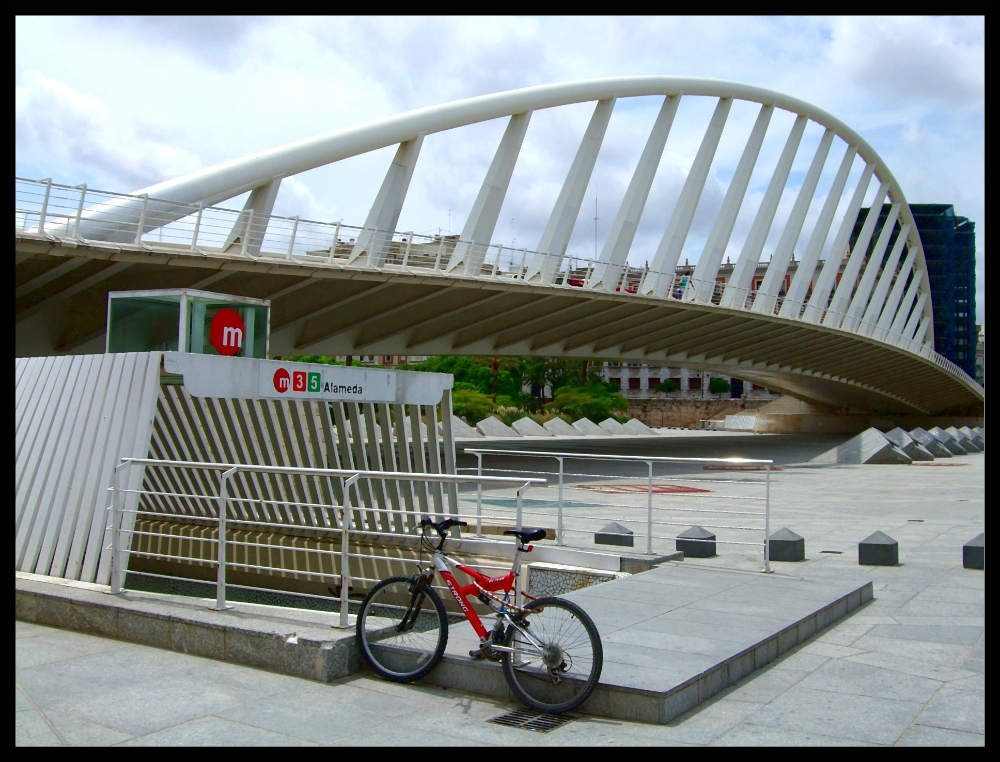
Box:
[447,112,532,275]
[887,262,923,342]
[586,95,680,292]
[822,180,890,328]
[690,104,774,303]
[222,179,281,257]
[349,136,424,266]
[802,161,875,323]
[525,99,616,284]
[780,144,858,319]
[642,97,733,297]
[720,114,808,310]
[752,127,835,315]
[860,223,910,336]
[874,243,918,341]
[903,291,930,343]
[841,201,901,333]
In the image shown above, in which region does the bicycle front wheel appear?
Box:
[356,575,448,682]
[502,597,603,714]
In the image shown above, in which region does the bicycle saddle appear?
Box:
[504,528,547,543]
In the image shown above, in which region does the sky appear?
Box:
[15,16,985,327]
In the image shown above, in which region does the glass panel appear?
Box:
[187,296,267,359]
[107,296,180,353]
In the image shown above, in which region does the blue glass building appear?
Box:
[850,204,977,379]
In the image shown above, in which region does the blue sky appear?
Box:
[15,16,984,326]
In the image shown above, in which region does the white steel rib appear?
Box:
[14,76,983,415]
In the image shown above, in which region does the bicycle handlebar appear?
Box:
[419,518,468,549]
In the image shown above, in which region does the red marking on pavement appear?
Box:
[577,484,710,494]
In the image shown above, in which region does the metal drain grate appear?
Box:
[487,708,576,732]
[820,550,843,554]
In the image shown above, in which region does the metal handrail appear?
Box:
[110,458,546,627]
[465,448,773,571]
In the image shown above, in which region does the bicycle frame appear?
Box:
[428,544,534,640]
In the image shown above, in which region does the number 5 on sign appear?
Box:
[308,372,321,392]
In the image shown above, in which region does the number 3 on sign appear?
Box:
[292,371,306,392]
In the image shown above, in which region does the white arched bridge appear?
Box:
[15,76,984,415]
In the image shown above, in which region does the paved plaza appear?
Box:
[15,440,984,746]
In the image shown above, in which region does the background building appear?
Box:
[850,204,977,378]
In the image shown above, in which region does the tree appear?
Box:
[657,379,680,393]
[709,377,732,395]
[451,389,494,423]
[546,383,628,423]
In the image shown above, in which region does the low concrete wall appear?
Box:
[628,398,769,428]
[751,396,985,435]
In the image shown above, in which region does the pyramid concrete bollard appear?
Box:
[572,418,605,436]
[676,526,717,558]
[623,418,657,435]
[768,527,805,561]
[859,530,899,566]
[909,428,953,458]
[595,521,634,548]
[884,427,934,461]
[450,415,483,438]
[959,426,984,449]
[599,418,630,435]
[809,428,912,465]
[963,533,984,570]
[475,416,520,438]
[543,417,578,436]
[511,417,554,437]
[947,426,981,452]
[928,427,967,455]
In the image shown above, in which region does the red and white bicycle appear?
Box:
[356,518,603,714]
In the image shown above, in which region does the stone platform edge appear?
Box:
[14,571,872,726]
[15,572,361,683]
[418,578,874,724]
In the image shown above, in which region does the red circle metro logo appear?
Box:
[210,308,245,356]
[273,368,290,393]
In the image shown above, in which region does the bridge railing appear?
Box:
[16,176,982,394]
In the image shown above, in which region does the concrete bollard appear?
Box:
[676,526,717,558]
[859,530,898,566]
[768,527,805,562]
[595,521,634,548]
[963,533,984,570]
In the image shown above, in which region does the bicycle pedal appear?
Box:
[469,648,486,660]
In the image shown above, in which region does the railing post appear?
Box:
[518,247,527,278]
[190,203,204,251]
[338,473,360,628]
[240,209,255,258]
[133,194,149,245]
[764,464,772,573]
[516,485,523,531]
[214,466,237,610]
[402,232,413,267]
[646,460,654,555]
[110,462,124,594]
[286,216,299,259]
[476,452,483,537]
[557,457,565,546]
[490,246,501,278]
[328,221,342,263]
[72,184,87,239]
[36,178,52,234]
[433,235,445,270]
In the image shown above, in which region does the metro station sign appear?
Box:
[260,361,393,401]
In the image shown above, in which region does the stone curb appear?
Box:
[15,574,360,683]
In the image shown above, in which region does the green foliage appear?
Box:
[546,383,627,424]
[709,377,732,395]
[282,355,344,365]
[398,356,526,402]
[657,378,680,393]
[451,389,494,423]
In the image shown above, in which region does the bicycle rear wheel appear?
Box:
[356,575,448,682]
[502,597,603,714]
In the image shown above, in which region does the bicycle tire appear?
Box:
[356,575,449,682]
[502,596,603,714]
